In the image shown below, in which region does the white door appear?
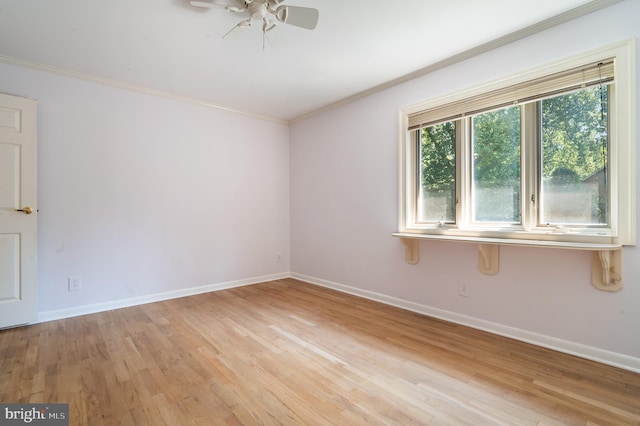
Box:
[0,93,37,328]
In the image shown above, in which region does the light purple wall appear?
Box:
[290,0,640,362]
[0,63,290,313]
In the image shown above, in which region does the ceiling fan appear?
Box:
[190,0,319,41]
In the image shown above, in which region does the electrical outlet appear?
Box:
[68,276,82,292]
[275,252,282,263]
[458,282,470,298]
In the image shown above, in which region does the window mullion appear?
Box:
[522,102,539,231]
[457,118,471,228]
[411,130,420,228]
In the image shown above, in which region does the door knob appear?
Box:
[16,206,34,215]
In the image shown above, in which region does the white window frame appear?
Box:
[397,40,636,248]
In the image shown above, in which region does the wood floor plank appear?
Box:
[1,278,639,425]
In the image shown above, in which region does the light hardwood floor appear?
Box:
[1,278,639,425]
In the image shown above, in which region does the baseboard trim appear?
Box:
[290,272,640,374]
[37,272,290,323]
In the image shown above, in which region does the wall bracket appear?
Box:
[401,237,420,265]
[592,250,622,291]
[478,244,499,275]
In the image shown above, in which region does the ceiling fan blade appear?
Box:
[190,1,226,9]
[191,1,247,13]
[275,5,319,30]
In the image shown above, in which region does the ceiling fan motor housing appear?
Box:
[248,1,268,20]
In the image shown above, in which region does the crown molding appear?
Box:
[0,54,287,125]
[290,0,623,124]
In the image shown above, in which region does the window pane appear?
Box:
[417,123,456,223]
[472,107,521,223]
[540,87,609,225]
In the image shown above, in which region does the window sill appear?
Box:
[392,232,621,251]
[392,232,622,292]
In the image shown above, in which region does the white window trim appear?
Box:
[395,40,636,291]
[397,39,636,247]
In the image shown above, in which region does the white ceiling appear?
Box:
[0,0,616,122]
